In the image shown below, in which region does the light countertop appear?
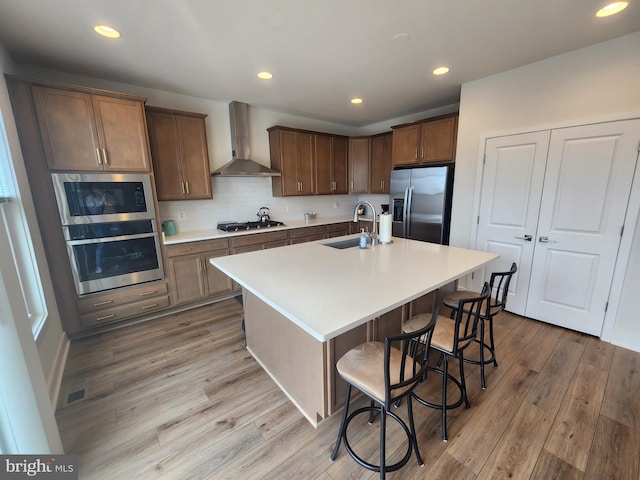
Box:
[210,235,499,342]
[162,215,370,245]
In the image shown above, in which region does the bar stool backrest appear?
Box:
[452,282,491,356]
[489,262,518,314]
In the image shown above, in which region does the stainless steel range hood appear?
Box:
[211,101,281,177]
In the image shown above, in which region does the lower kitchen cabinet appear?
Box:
[326,222,352,238]
[230,230,289,254]
[165,238,235,306]
[77,280,169,328]
[289,225,327,244]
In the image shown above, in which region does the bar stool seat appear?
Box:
[330,312,438,479]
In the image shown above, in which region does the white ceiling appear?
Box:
[0,0,639,126]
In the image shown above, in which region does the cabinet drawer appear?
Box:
[80,295,170,327]
[289,225,326,239]
[290,233,326,245]
[165,238,229,257]
[231,230,288,248]
[78,281,168,314]
[326,223,352,237]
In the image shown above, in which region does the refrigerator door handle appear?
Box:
[404,186,414,238]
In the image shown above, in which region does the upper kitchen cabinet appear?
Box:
[391,113,458,166]
[31,85,151,172]
[348,137,370,194]
[369,132,392,194]
[315,134,348,194]
[146,107,212,200]
[269,126,315,196]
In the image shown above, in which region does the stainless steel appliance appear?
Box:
[389,164,454,244]
[51,172,156,225]
[217,220,285,232]
[51,173,163,295]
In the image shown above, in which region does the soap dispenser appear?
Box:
[359,228,368,249]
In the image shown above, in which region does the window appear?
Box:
[0,107,47,337]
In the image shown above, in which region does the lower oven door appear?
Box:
[67,232,164,295]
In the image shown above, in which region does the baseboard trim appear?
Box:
[47,331,70,407]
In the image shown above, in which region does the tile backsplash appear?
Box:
[157,176,387,233]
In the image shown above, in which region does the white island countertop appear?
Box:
[211,235,499,342]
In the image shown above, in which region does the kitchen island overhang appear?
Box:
[211,235,499,425]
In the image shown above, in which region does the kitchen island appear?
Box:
[211,235,498,425]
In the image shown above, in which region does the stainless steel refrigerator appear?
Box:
[389,164,454,244]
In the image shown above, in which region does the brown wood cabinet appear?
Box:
[315,134,348,194]
[77,281,169,328]
[289,225,327,244]
[230,230,289,254]
[348,137,370,194]
[392,113,458,166]
[370,132,392,194]
[269,127,315,196]
[146,107,212,200]
[326,222,352,238]
[165,238,235,306]
[32,85,151,172]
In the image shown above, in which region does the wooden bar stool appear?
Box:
[330,311,438,479]
[442,262,517,389]
[403,283,490,441]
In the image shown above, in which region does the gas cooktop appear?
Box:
[217,220,285,232]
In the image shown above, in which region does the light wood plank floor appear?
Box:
[56,298,640,479]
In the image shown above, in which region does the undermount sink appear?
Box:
[323,237,371,249]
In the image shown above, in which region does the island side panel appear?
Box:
[243,290,327,425]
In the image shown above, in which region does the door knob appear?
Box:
[515,234,532,241]
[539,236,557,243]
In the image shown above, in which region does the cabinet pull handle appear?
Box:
[95,148,102,165]
[420,147,424,159]
[185,181,190,195]
[96,313,116,322]
[101,148,108,166]
[381,180,385,190]
[414,148,418,160]
[93,299,114,306]
[350,181,354,190]
[142,303,159,310]
[139,290,157,297]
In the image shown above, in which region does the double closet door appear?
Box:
[476,119,640,336]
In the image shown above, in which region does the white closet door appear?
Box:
[526,120,640,335]
[476,131,550,314]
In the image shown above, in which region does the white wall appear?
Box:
[454,31,640,350]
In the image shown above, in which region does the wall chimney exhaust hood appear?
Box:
[211,101,281,177]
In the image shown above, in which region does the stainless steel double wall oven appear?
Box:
[51,172,164,295]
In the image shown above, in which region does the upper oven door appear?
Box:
[51,172,156,225]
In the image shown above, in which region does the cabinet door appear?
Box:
[278,130,303,196]
[348,137,370,193]
[168,253,206,305]
[391,123,420,166]
[32,86,102,171]
[332,136,349,194]
[92,95,152,172]
[297,132,315,195]
[204,251,233,296]
[370,133,392,194]
[314,135,333,194]
[146,110,184,199]
[177,115,212,199]
[420,115,457,163]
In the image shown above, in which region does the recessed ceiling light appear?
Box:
[433,67,450,76]
[596,1,629,17]
[257,71,273,80]
[94,25,121,39]
[351,98,363,105]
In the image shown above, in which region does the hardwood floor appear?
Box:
[55,298,640,479]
